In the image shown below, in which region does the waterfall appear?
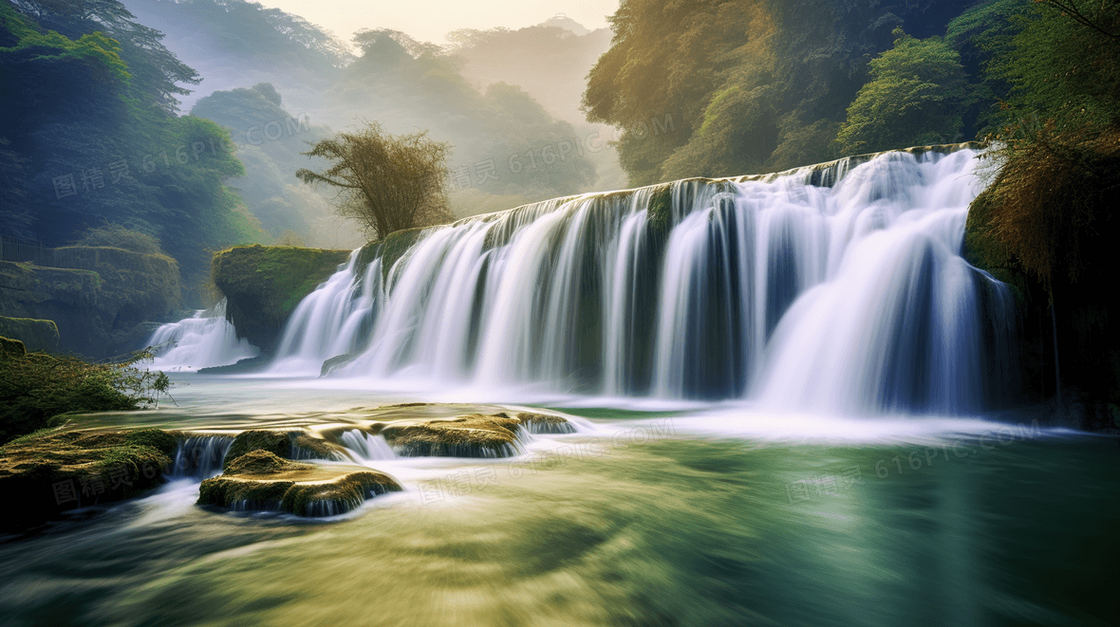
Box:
[268,147,1016,414]
[170,435,234,479]
[146,299,259,372]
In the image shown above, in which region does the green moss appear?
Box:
[198,451,401,517]
[377,227,428,283]
[0,318,59,353]
[0,349,163,445]
[0,428,176,529]
[379,413,527,457]
[223,430,293,470]
[0,336,26,358]
[124,428,179,455]
[281,471,399,516]
[224,450,310,475]
[647,184,673,236]
[211,245,351,352]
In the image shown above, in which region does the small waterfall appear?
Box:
[339,430,397,462]
[268,147,1016,414]
[146,300,259,372]
[170,435,234,479]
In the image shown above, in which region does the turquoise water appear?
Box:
[1,377,1117,626]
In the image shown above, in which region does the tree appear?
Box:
[296,124,452,239]
[833,30,970,155]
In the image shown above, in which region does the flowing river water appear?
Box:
[1,376,1117,626]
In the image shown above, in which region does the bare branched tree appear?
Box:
[296,123,453,239]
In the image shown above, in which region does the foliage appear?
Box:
[584,0,976,184]
[0,341,173,445]
[834,30,971,155]
[190,83,344,242]
[967,0,1120,293]
[972,125,1120,291]
[8,0,200,114]
[73,224,163,255]
[985,0,1120,133]
[0,3,267,296]
[297,123,453,239]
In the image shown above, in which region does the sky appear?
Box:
[255,0,621,46]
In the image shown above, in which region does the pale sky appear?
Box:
[255,0,620,47]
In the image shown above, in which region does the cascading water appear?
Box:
[268,146,1016,414]
[146,299,259,372]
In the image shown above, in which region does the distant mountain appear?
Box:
[537,13,590,36]
[121,0,351,113]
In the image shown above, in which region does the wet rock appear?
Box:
[223,430,347,469]
[291,434,348,461]
[0,428,177,530]
[198,450,400,517]
[320,353,358,377]
[223,430,291,469]
[509,411,577,435]
[379,413,530,458]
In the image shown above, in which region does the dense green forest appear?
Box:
[0,1,264,292]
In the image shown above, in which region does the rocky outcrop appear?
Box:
[376,411,573,457]
[0,317,59,353]
[198,450,401,516]
[223,430,347,469]
[211,245,351,354]
[0,428,178,530]
[0,250,180,359]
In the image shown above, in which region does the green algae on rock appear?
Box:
[223,430,347,470]
[0,428,178,530]
[211,245,352,353]
[376,411,572,457]
[199,450,401,517]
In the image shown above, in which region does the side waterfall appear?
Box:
[146,299,259,372]
[268,147,1016,414]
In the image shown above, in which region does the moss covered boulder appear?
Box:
[222,430,347,470]
[0,428,178,530]
[0,248,180,359]
[510,411,577,435]
[198,450,401,517]
[0,317,59,353]
[376,412,572,458]
[211,245,352,354]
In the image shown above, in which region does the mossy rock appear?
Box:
[351,227,428,284]
[0,317,59,353]
[379,413,530,458]
[291,434,347,461]
[223,430,294,470]
[0,428,176,530]
[0,350,143,445]
[509,411,577,435]
[198,450,401,517]
[211,245,351,353]
[0,335,26,358]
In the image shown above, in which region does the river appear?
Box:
[1,375,1117,626]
